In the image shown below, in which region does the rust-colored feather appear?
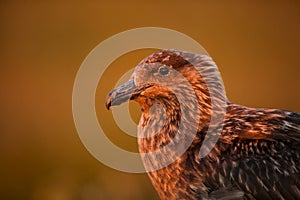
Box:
[106,49,300,199]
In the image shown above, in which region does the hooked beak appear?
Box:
[105,79,137,110]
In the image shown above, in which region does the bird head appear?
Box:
[105,49,215,116]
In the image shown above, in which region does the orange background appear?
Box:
[1,1,300,199]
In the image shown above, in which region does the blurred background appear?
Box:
[1,1,300,199]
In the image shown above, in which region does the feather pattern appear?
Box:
[106,49,300,199]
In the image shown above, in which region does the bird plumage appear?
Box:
[106,49,300,199]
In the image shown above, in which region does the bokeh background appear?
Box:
[1,1,300,199]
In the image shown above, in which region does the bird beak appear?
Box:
[105,79,137,110]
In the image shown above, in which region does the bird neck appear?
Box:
[137,90,213,156]
[137,96,181,151]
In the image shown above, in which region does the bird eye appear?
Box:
[158,67,169,75]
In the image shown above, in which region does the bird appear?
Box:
[105,49,300,200]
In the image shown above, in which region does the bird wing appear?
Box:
[214,110,300,199]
